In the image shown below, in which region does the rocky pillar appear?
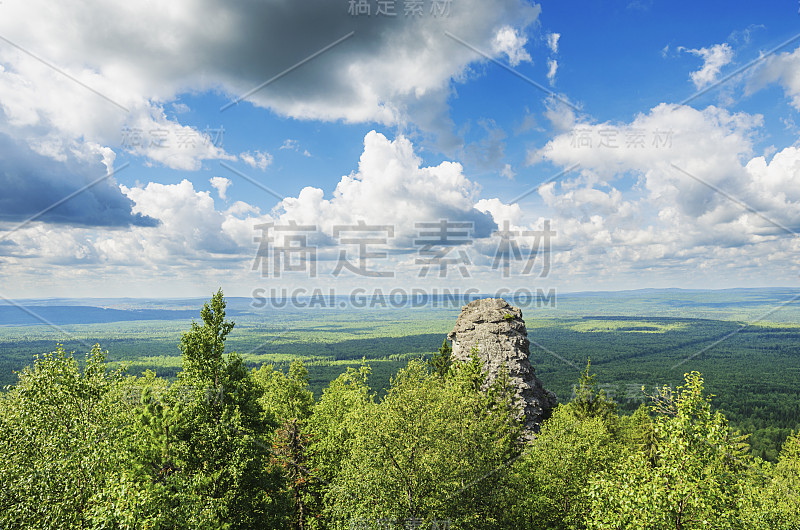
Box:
[447,298,557,433]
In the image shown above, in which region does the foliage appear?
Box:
[254,360,318,529]
[324,358,522,529]
[772,432,800,523]
[564,358,617,426]
[163,290,284,529]
[254,360,315,425]
[1,292,799,528]
[428,338,452,379]
[508,405,622,529]
[739,431,800,528]
[2,301,799,459]
[588,372,753,529]
[0,345,131,529]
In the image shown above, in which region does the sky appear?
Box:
[0,0,799,300]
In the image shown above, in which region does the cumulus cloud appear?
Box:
[120,180,241,256]
[747,45,800,110]
[121,108,235,171]
[523,102,800,281]
[274,131,497,246]
[0,176,279,297]
[0,49,235,171]
[475,198,523,226]
[0,132,157,228]
[535,103,761,217]
[0,131,508,293]
[492,26,533,67]
[744,146,800,233]
[1,181,261,262]
[0,0,541,127]
[240,150,273,170]
[0,0,542,230]
[3,117,798,295]
[210,177,232,200]
[679,43,734,89]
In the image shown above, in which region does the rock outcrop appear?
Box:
[447,298,557,434]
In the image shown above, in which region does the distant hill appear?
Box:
[0,306,202,326]
[1,287,799,326]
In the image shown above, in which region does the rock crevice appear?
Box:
[447,298,557,433]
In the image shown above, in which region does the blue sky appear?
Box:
[0,0,799,299]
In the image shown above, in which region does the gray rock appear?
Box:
[447,298,557,434]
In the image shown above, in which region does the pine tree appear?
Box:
[428,338,452,379]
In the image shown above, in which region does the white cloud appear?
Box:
[240,150,273,170]
[0,0,543,231]
[274,131,496,246]
[541,97,578,134]
[122,108,235,170]
[2,116,799,296]
[172,102,190,114]
[0,0,539,129]
[747,45,800,110]
[522,102,800,283]
[535,103,761,216]
[0,176,280,297]
[1,179,268,267]
[679,43,734,89]
[0,131,502,294]
[475,198,523,226]
[546,59,558,85]
[0,46,234,172]
[210,177,232,200]
[121,180,241,256]
[744,146,800,233]
[279,139,312,157]
[546,32,560,54]
[500,163,516,179]
[492,26,532,67]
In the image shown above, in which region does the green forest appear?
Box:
[1,291,799,529]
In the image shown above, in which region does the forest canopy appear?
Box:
[0,290,798,529]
